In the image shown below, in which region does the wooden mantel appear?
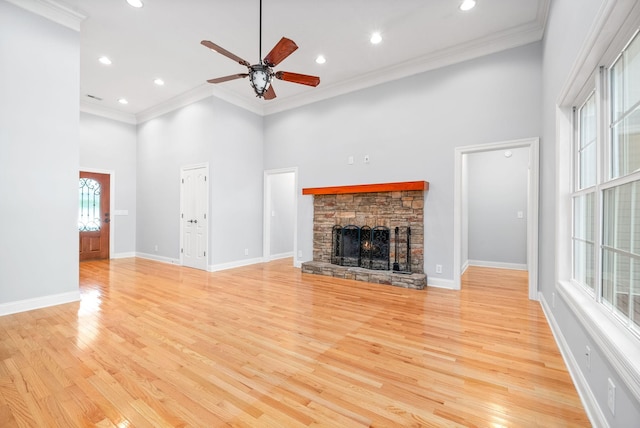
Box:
[302,181,429,195]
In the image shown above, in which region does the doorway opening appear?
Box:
[263,168,297,265]
[454,138,539,299]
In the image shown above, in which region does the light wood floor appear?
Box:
[0,258,589,427]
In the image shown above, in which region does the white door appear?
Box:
[181,165,209,270]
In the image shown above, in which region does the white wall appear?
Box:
[80,113,137,257]
[136,96,264,267]
[264,43,542,283]
[467,147,529,267]
[0,1,80,310]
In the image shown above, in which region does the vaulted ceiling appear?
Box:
[58,0,549,121]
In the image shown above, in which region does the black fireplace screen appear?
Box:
[331,225,392,271]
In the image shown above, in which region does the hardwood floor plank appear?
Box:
[0,258,589,427]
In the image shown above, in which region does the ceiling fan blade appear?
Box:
[275,71,320,87]
[264,37,298,67]
[206,73,249,84]
[201,40,250,67]
[263,85,276,100]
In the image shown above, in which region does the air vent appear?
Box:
[86,94,103,101]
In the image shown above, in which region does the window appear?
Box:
[78,177,102,232]
[572,92,598,291]
[572,30,640,336]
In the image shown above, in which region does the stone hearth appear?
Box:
[301,181,428,289]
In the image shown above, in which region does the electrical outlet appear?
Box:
[585,346,591,371]
[348,156,354,165]
[154,245,158,252]
[607,378,615,415]
[435,264,443,274]
[244,248,249,256]
[298,250,303,258]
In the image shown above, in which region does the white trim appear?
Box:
[263,17,547,116]
[453,138,540,300]
[112,252,136,259]
[136,84,264,124]
[269,252,294,261]
[136,252,180,265]
[556,0,640,106]
[6,0,86,31]
[80,101,137,125]
[557,280,640,404]
[0,291,80,317]
[427,278,456,290]
[539,293,609,428]
[263,167,298,267]
[468,260,528,271]
[79,168,116,259]
[210,257,264,272]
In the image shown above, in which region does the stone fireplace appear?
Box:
[301,181,428,289]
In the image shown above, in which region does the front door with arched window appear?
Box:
[79,171,110,261]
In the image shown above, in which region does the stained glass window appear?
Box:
[79,178,101,231]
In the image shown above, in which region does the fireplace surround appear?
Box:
[301,181,428,289]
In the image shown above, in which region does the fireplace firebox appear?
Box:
[331,225,391,271]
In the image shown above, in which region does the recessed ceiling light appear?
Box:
[126,0,143,8]
[460,0,476,11]
[154,78,165,86]
[98,56,112,65]
[118,98,129,105]
[370,32,382,45]
[315,55,326,64]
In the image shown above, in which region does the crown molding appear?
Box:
[263,20,545,116]
[80,101,137,125]
[135,83,264,124]
[6,0,85,31]
[78,7,550,122]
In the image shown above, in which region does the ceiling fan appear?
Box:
[200,0,320,100]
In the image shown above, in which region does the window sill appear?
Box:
[557,280,640,403]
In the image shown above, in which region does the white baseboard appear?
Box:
[136,252,181,265]
[427,277,456,289]
[461,260,470,275]
[0,290,81,317]
[539,294,607,428]
[210,257,264,272]
[468,260,527,271]
[268,252,294,261]
[112,252,136,259]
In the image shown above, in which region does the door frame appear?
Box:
[79,168,115,259]
[263,167,298,265]
[453,137,539,300]
[179,162,210,270]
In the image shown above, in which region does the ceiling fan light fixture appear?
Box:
[459,0,476,11]
[98,56,112,65]
[249,65,272,97]
[315,55,326,64]
[370,32,382,45]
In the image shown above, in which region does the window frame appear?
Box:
[555,1,640,407]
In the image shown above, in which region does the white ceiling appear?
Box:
[43,0,549,122]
